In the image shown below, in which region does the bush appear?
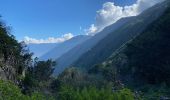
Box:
[0,80,29,100]
[0,80,53,100]
[57,85,134,100]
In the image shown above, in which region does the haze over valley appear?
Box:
[0,0,170,99]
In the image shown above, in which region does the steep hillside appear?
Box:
[91,0,170,89]
[122,3,170,85]
[55,4,170,98]
[0,22,31,81]
[73,1,168,70]
[0,20,56,99]
[54,14,136,75]
[40,35,90,60]
[28,43,58,58]
[59,1,170,98]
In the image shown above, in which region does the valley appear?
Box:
[0,0,170,99]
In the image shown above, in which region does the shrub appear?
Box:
[0,80,53,100]
[57,85,134,100]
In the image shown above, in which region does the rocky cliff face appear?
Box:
[0,57,17,81]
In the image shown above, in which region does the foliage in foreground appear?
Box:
[0,79,135,100]
[23,58,56,94]
[0,80,54,100]
[57,85,134,100]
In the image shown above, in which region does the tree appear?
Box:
[33,59,56,82]
[23,58,56,94]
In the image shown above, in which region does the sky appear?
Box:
[0,0,164,43]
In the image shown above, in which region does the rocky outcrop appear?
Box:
[0,57,17,81]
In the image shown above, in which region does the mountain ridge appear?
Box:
[40,35,91,60]
[72,1,168,70]
[54,14,135,75]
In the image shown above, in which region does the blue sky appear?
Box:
[0,0,136,41]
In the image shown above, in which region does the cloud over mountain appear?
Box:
[24,33,74,44]
[86,0,165,35]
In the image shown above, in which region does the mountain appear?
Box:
[122,3,170,85]
[54,1,168,75]
[27,43,58,58]
[54,15,133,75]
[57,1,170,98]
[72,1,168,70]
[40,35,90,60]
[90,0,170,87]
[1,0,170,99]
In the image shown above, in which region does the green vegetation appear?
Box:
[0,80,52,100]
[88,5,170,99]
[72,0,167,70]
[23,58,56,94]
[0,1,170,100]
[124,6,170,85]
[0,20,33,81]
[57,86,134,100]
[0,18,55,99]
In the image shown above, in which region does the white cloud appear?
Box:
[86,0,165,35]
[85,24,98,36]
[24,33,74,44]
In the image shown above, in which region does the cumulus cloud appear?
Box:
[85,24,98,36]
[86,0,165,35]
[24,33,74,44]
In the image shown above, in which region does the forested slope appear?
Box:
[73,1,168,70]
